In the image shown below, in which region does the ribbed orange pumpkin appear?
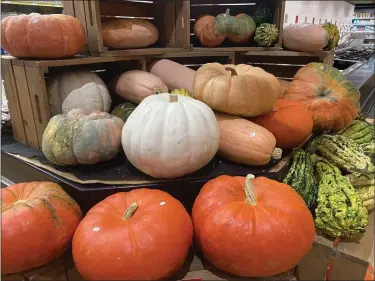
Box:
[284,63,360,132]
[1,182,82,275]
[251,99,313,149]
[1,13,85,59]
[192,174,315,277]
[72,189,193,280]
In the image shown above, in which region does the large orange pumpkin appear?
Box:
[1,182,82,275]
[251,99,313,149]
[1,13,85,59]
[72,189,193,280]
[192,174,315,277]
[284,63,360,132]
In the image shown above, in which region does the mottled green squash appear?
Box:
[282,149,317,209]
[42,109,124,166]
[312,154,368,238]
[254,23,279,47]
[111,102,137,123]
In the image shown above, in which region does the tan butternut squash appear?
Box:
[215,112,282,166]
[149,59,196,93]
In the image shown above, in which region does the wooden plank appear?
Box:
[84,0,106,53]
[274,0,286,47]
[193,47,283,52]
[1,273,25,280]
[149,51,235,58]
[246,63,301,79]
[22,55,143,68]
[62,0,75,16]
[99,47,186,57]
[296,242,332,280]
[331,253,368,280]
[98,1,153,17]
[236,54,319,64]
[241,50,331,57]
[12,63,39,148]
[74,0,89,50]
[25,67,51,148]
[1,61,27,145]
[175,0,190,48]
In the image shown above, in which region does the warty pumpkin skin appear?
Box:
[284,63,360,132]
[251,99,314,149]
[48,71,111,115]
[1,13,85,59]
[215,112,282,166]
[72,188,193,280]
[2,182,82,275]
[122,94,220,179]
[109,70,168,104]
[192,174,315,277]
[193,63,280,117]
[42,109,124,166]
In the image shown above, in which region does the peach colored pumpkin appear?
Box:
[109,70,168,104]
[215,112,282,166]
[283,24,328,52]
[1,13,85,59]
[101,19,159,49]
[193,63,280,117]
[284,63,360,132]
[193,15,226,47]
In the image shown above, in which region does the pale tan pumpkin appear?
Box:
[215,112,282,166]
[192,63,280,117]
[109,70,168,104]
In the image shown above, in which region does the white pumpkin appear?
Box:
[122,93,220,179]
[48,71,111,115]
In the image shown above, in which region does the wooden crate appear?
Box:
[1,55,144,150]
[1,250,296,281]
[77,0,189,57]
[235,50,334,80]
[190,0,285,51]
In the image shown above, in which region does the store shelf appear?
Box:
[353,17,374,20]
[1,1,62,8]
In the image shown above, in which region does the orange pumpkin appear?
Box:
[251,99,313,149]
[1,182,82,275]
[1,13,85,59]
[193,15,226,47]
[72,189,193,280]
[192,174,315,277]
[284,63,360,132]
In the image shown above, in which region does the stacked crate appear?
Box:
[2,0,334,150]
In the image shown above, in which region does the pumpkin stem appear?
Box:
[272,148,283,160]
[169,94,179,103]
[245,174,257,205]
[153,88,164,94]
[226,8,231,15]
[225,67,237,76]
[123,202,138,220]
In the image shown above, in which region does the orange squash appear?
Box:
[215,112,282,166]
[251,99,313,149]
[72,189,193,280]
[101,19,159,49]
[1,13,85,59]
[193,15,226,47]
[284,63,360,131]
[193,63,280,117]
[192,174,315,277]
[1,182,82,275]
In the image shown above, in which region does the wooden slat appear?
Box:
[84,0,106,53]
[98,1,153,17]
[22,258,68,281]
[62,0,75,16]
[149,51,235,58]
[25,67,51,148]
[274,0,286,46]
[247,63,301,78]
[74,0,89,45]
[1,273,24,280]
[22,56,143,68]
[175,0,191,48]
[193,47,282,52]
[12,63,39,148]
[1,60,27,145]
[236,55,319,64]
[99,47,186,57]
